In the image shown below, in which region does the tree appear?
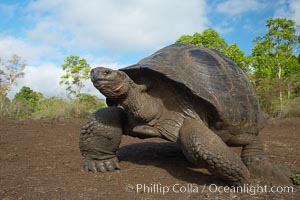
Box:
[0,54,26,97]
[251,18,300,116]
[13,86,43,109]
[225,44,250,73]
[0,54,26,109]
[176,28,228,51]
[176,28,249,72]
[60,56,91,98]
[12,86,43,118]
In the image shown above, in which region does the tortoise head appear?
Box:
[90,67,130,98]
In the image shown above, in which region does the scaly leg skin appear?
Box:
[179,118,250,185]
[80,107,126,173]
[242,136,292,185]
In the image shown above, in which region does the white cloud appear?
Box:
[82,54,125,70]
[0,35,60,64]
[216,0,267,16]
[274,0,300,26]
[290,0,300,25]
[26,0,209,51]
[8,64,66,99]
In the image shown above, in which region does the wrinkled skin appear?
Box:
[79,108,124,172]
[80,45,292,185]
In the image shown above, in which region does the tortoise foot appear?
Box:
[82,156,120,173]
[247,158,292,185]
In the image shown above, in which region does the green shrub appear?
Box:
[31,95,106,120]
[1,98,33,119]
[13,86,43,108]
[32,97,71,120]
[10,86,44,118]
[290,173,300,185]
[75,93,106,114]
[0,90,106,120]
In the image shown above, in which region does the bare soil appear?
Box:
[0,118,299,200]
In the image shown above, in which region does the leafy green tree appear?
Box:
[13,86,43,109]
[12,86,43,118]
[176,28,228,51]
[60,56,91,98]
[225,44,250,73]
[251,18,300,116]
[176,28,249,72]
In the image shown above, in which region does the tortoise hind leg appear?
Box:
[241,136,292,184]
[241,135,263,166]
[179,118,250,185]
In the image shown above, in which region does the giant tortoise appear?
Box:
[79,44,291,185]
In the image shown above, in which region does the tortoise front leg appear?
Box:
[80,107,126,172]
[179,118,250,185]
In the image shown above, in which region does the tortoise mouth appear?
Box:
[91,77,110,83]
[92,78,112,88]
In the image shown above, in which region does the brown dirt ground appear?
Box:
[0,118,299,200]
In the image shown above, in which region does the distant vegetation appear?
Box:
[0,86,106,120]
[0,17,299,119]
[0,55,105,120]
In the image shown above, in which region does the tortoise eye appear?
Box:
[103,70,111,76]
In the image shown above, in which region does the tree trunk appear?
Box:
[277,58,283,118]
[279,86,283,118]
[287,82,291,100]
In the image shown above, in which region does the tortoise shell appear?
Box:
[120,44,259,134]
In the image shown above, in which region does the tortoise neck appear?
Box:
[119,81,162,122]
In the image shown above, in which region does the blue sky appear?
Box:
[1,0,299,98]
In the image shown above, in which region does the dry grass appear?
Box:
[282,97,300,118]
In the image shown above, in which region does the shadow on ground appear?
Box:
[118,141,226,186]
